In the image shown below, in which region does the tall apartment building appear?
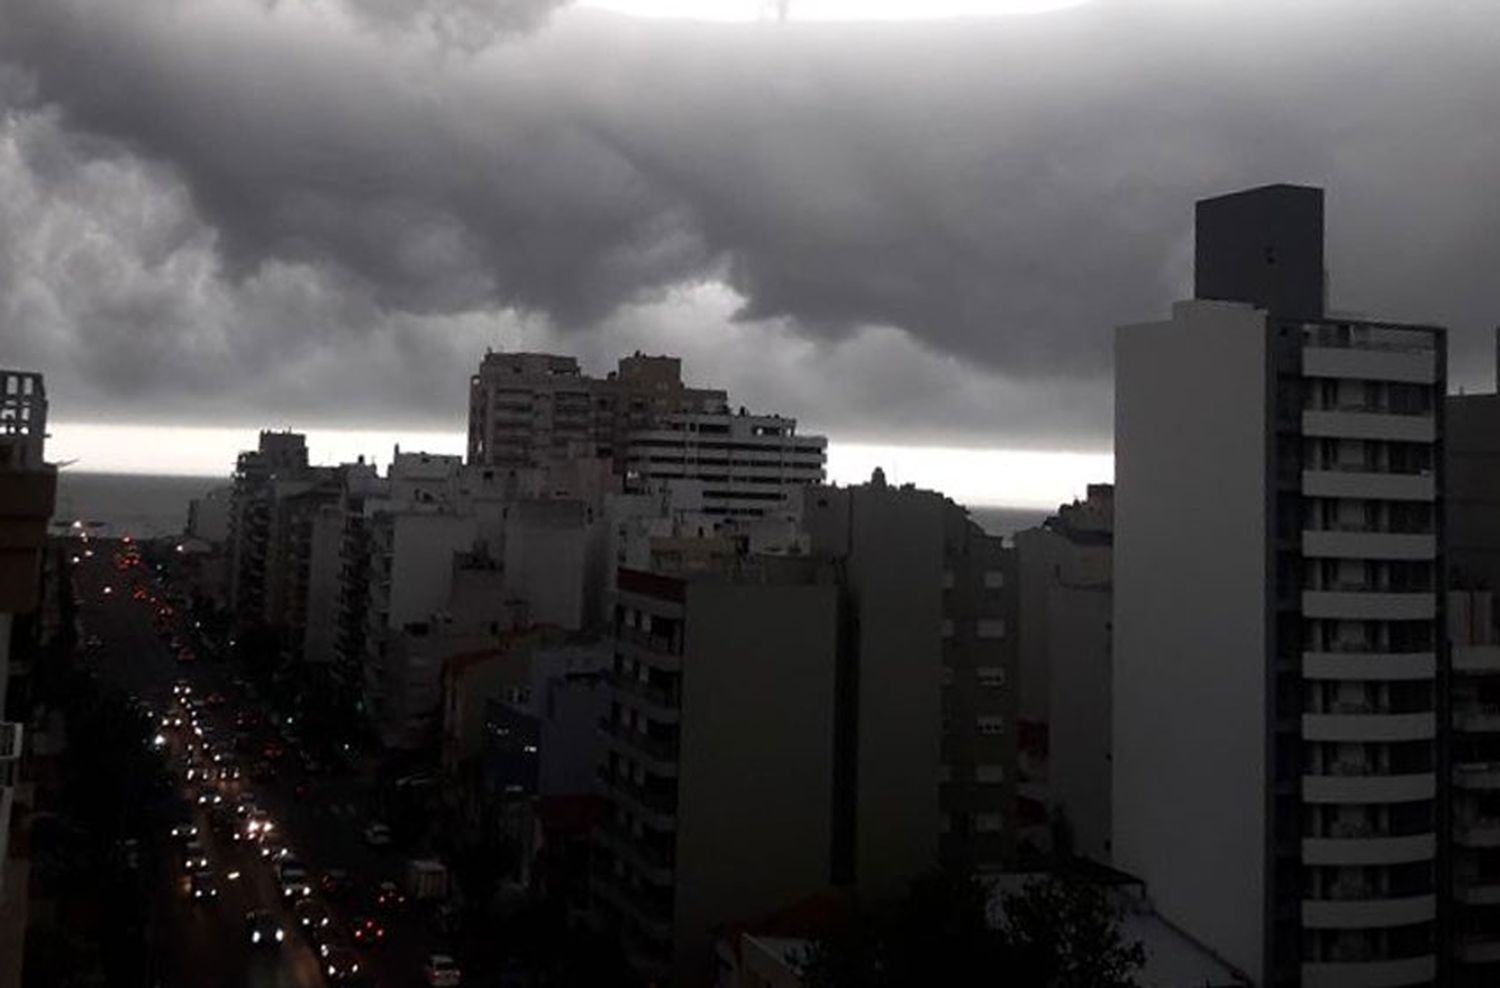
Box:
[801,478,1018,881]
[1115,185,1445,987]
[1013,484,1114,863]
[593,478,1020,985]
[0,369,58,988]
[467,351,726,472]
[1447,591,1500,983]
[625,411,827,519]
[1445,377,1500,984]
[594,562,840,987]
[229,430,309,632]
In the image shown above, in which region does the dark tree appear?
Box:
[998,877,1146,988]
[800,872,1144,988]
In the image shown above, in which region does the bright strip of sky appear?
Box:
[47,422,1112,511]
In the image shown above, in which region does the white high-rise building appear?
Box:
[1115,185,1444,987]
[624,411,826,519]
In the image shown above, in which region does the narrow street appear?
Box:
[72,536,450,988]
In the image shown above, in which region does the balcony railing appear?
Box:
[1301,324,1436,354]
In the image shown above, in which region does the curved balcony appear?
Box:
[1303,773,1435,804]
[610,674,681,725]
[1301,530,1435,561]
[1302,894,1435,929]
[1301,591,1435,621]
[1303,712,1435,743]
[1302,833,1435,866]
[1302,651,1435,681]
[1301,955,1435,988]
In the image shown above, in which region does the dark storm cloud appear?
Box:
[2,0,1500,443]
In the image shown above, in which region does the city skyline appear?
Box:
[7,0,1500,504]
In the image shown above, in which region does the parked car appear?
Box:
[363,822,392,848]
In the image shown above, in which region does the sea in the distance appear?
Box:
[52,472,229,539]
[53,471,1052,541]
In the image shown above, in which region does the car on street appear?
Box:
[195,786,222,807]
[246,909,285,947]
[168,811,197,840]
[322,945,364,983]
[181,840,209,871]
[320,868,353,898]
[363,822,392,847]
[425,954,462,987]
[295,898,333,932]
[349,916,385,946]
[375,880,405,910]
[190,869,218,901]
[278,859,312,899]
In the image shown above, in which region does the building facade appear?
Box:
[593,563,841,987]
[624,411,827,520]
[1115,185,1445,986]
[467,351,726,472]
[1013,484,1114,864]
[0,369,58,988]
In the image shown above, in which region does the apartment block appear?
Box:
[624,411,827,519]
[593,562,840,987]
[0,369,58,988]
[1445,378,1500,984]
[1115,185,1444,986]
[1013,484,1114,863]
[228,430,309,632]
[801,477,1019,881]
[467,351,726,472]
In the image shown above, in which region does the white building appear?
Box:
[1115,185,1443,986]
[624,411,826,520]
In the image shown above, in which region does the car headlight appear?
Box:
[275,929,284,942]
[251,931,261,944]
[327,966,335,977]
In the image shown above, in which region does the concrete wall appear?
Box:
[504,500,599,631]
[531,641,610,796]
[389,512,478,628]
[1446,393,1500,590]
[1047,574,1112,863]
[1114,299,1269,984]
[674,579,838,988]
[303,505,343,664]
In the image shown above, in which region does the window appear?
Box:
[941,666,955,687]
[974,813,1004,833]
[977,619,1006,639]
[978,666,1006,687]
[942,570,955,590]
[976,764,1005,783]
[978,715,1005,736]
[941,618,955,638]
[983,570,1005,589]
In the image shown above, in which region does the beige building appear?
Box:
[467,351,726,473]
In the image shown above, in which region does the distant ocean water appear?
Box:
[52,472,228,539]
[50,471,1050,542]
[967,505,1051,539]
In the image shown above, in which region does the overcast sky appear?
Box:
[4,0,1499,500]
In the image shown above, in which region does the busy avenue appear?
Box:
[71,534,462,988]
